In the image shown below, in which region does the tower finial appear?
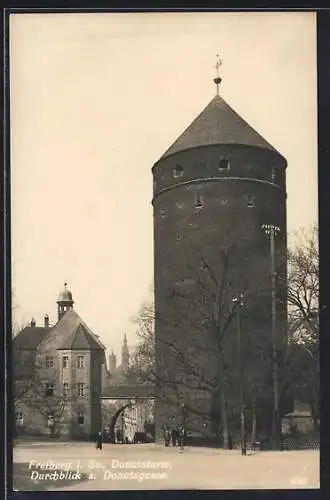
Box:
[213,54,222,96]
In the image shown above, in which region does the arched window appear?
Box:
[247,195,255,208]
[173,164,184,178]
[219,158,230,171]
[195,191,204,209]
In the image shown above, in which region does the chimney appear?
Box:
[108,350,117,375]
[44,314,49,328]
[30,318,36,328]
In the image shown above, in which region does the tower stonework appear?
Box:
[152,92,287,441]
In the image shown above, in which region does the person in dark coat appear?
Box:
[163,426,170,447]
[171,428,178,447]
[96,431,103,450]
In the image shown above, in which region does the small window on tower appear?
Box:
[63,383,69,398]
[173,164,184,178]
[77,383,85,397]
[45,383,54,397]
[62,355,69,368]
[160,209,167,218]
[46,356,54,368]
[247,196,255,208]
[271,167,276,182]
[77,356,84,368]
[15,412,24,427]
[77,411,84,425]
[47,412,54,427]
[219,158,230,170]
[195,191,204,209]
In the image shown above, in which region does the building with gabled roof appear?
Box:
[13,283,107,440]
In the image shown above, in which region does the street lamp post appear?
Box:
[261,223,281,450]
[180,402,185,451]
[232,293,246,456]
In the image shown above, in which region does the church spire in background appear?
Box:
[121,333,129,373]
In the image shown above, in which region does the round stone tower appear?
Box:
[152,74,287,442]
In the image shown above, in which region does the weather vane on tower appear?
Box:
[213,54,223,96]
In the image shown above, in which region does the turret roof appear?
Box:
[161,94,279,159]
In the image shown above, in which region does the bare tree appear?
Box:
[130,226,273,448]
[13,352,71,437]
[285,224,319,430]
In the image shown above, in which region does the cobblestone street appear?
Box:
[13,441,320,490]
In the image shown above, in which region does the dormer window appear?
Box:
[173,164,184,178]
[247,196,255,208]
[219,158,230,171]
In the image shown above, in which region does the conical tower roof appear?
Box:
[161,94,278,159]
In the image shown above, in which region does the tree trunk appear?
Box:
[251,397,257,444]
[309,400,319,432]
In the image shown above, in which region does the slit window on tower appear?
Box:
[160,208,167,218]
[195,191,204,209]
[219,158,230,170]
[247,196,255,207]
[173,164,184,178]
[271,167,276,182]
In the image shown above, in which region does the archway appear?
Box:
[108,401,135,443]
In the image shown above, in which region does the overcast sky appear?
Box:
[10,12,317,360]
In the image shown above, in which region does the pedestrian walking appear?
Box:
[164,426,170,447]
[178,426,184,449]
[171,428,178,447]
[96,431,103,450]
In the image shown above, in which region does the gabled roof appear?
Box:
[161,94,278,159]
[58,322,104,350]
[13,326,52,350]
[38,309,106,351]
